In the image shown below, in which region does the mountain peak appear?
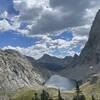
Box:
[96,9,100,16]
[38,54,62,62]
[42,54,51,58]
[38,54,52,62]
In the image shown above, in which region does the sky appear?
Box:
[0,0,100,59]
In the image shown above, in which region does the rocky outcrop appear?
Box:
[0,49,44,92]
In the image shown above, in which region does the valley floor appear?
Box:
[0,82,100,100]
[1,74,100,100]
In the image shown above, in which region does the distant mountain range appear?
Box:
[37,54,74,71]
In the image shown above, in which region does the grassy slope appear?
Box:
[4,82,99,100]
[81,74,100,100]
[8,87,75,100]
[8,88,36,100]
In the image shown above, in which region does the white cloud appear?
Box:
[0,11,8,19]
[50,39,68,49]
[12,0,99,35]
[13,0,49,9]
[0,19,12,31]
[0,18,20,32]
[67,25,90,47]
[1,0,99,36]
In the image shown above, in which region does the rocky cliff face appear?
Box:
[59,10,100,80]
[0,49,44,92]
[80,10,100,65]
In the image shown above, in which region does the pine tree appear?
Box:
[76,81,81,100]
[34,93,40,100]
[72,80,86,100]
[58,90,64,100]
[79,94,86,100]
[41,90,49,100]
[92,95,96,100]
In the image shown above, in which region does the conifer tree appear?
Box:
[58,90,64,100]
[92,95,96,100]
[72,80,86,100]
[76,81,81,100]
[41,90,49,100]
[34,93,40,100]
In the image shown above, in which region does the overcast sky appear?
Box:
[0,0,100,59]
